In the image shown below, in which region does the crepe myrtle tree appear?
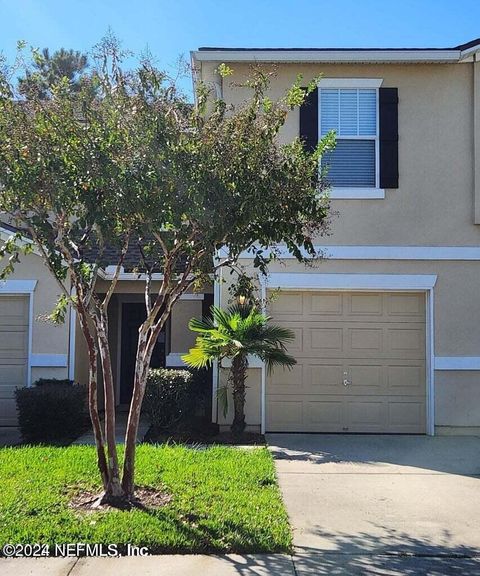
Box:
[0,37,333,503]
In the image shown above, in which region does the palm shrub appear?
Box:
[182,304,296,435]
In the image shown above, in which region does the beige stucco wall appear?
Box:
[0,252,71,384]
[170,299,203,354]
[206,61,480,246]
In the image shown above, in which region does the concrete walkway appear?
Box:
[268,433,480,574]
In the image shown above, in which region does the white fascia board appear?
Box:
[318,78,383,88]
[31,354,68,367]
[435,357,480,370]
[222,245,480,261]
[192,50,461,64]
[0,279,37,293]
[264,272,437,291]
[99,266,205,282]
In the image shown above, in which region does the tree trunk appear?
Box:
[96,312,124,501]
[231,354,248,435]
[121,329,150,496]
[76,303,109,490]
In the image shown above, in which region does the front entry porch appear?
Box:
[73,285,214,407]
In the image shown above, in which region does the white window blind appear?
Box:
[320,88,378,188]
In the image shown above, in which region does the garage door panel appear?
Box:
[270,292,304,318]
[0,295,29,426]
[0,363,27,390]
[388,293,425,318]
[269,364,304,391]
[306,400,343,431]
[0,296,29,325]
[388,400,425,432]
[387,364,425,394]
[348,364,383,392]
[266,290,427,434]
[346,399,386,431]
[348,293,384,316]
[349,327,383,354]
[310,293,343,315]
[0,330,28,358]
[309,363,345,391]
[267,399,303,430]
[388,327,425,357]
[310,327,343,353]
[0,398,18,426]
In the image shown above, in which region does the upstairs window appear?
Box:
[320,88,378,189]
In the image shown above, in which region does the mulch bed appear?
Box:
[145,427,266,446]
[69,485,172,512]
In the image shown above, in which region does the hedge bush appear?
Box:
[142,368,208,431]
[15,379,88,444]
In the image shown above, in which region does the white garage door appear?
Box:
[267,291,426,433]
[0,295,29,426]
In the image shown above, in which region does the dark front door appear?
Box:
[120,303,166,404]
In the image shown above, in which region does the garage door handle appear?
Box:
[343,378,351,386]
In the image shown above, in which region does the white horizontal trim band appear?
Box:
[165,353,187,367]
[263,272,437,290]
[219,245,480,261]
[0,280,37,293]
[179,294,205,300]
[319,78,384,88]
[221,355,264,369]
[435,357,480,371]
[31,354,68,367]
[329,188,385,199]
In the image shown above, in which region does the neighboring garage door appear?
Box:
[266,291,426,433]
[0,295,29,426]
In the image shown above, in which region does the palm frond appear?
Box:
[181,346,213,369]
[262,346,297,374]
[188,316,215,333]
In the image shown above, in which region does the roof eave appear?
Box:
[192,49,462,65]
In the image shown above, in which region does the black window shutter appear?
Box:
[299,87,318,152]
[379,87,399,188]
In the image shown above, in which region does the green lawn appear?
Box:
[0,444,291,554]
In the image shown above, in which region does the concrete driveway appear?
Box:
[268,434,480,574]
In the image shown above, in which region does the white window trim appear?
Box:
[329,187,385,199]
[319,79,383,199]
[31,354,68,367]
[259,273,436,436]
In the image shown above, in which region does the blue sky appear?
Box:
[1,0,479,95]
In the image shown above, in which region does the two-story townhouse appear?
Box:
[192,39,480,436]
